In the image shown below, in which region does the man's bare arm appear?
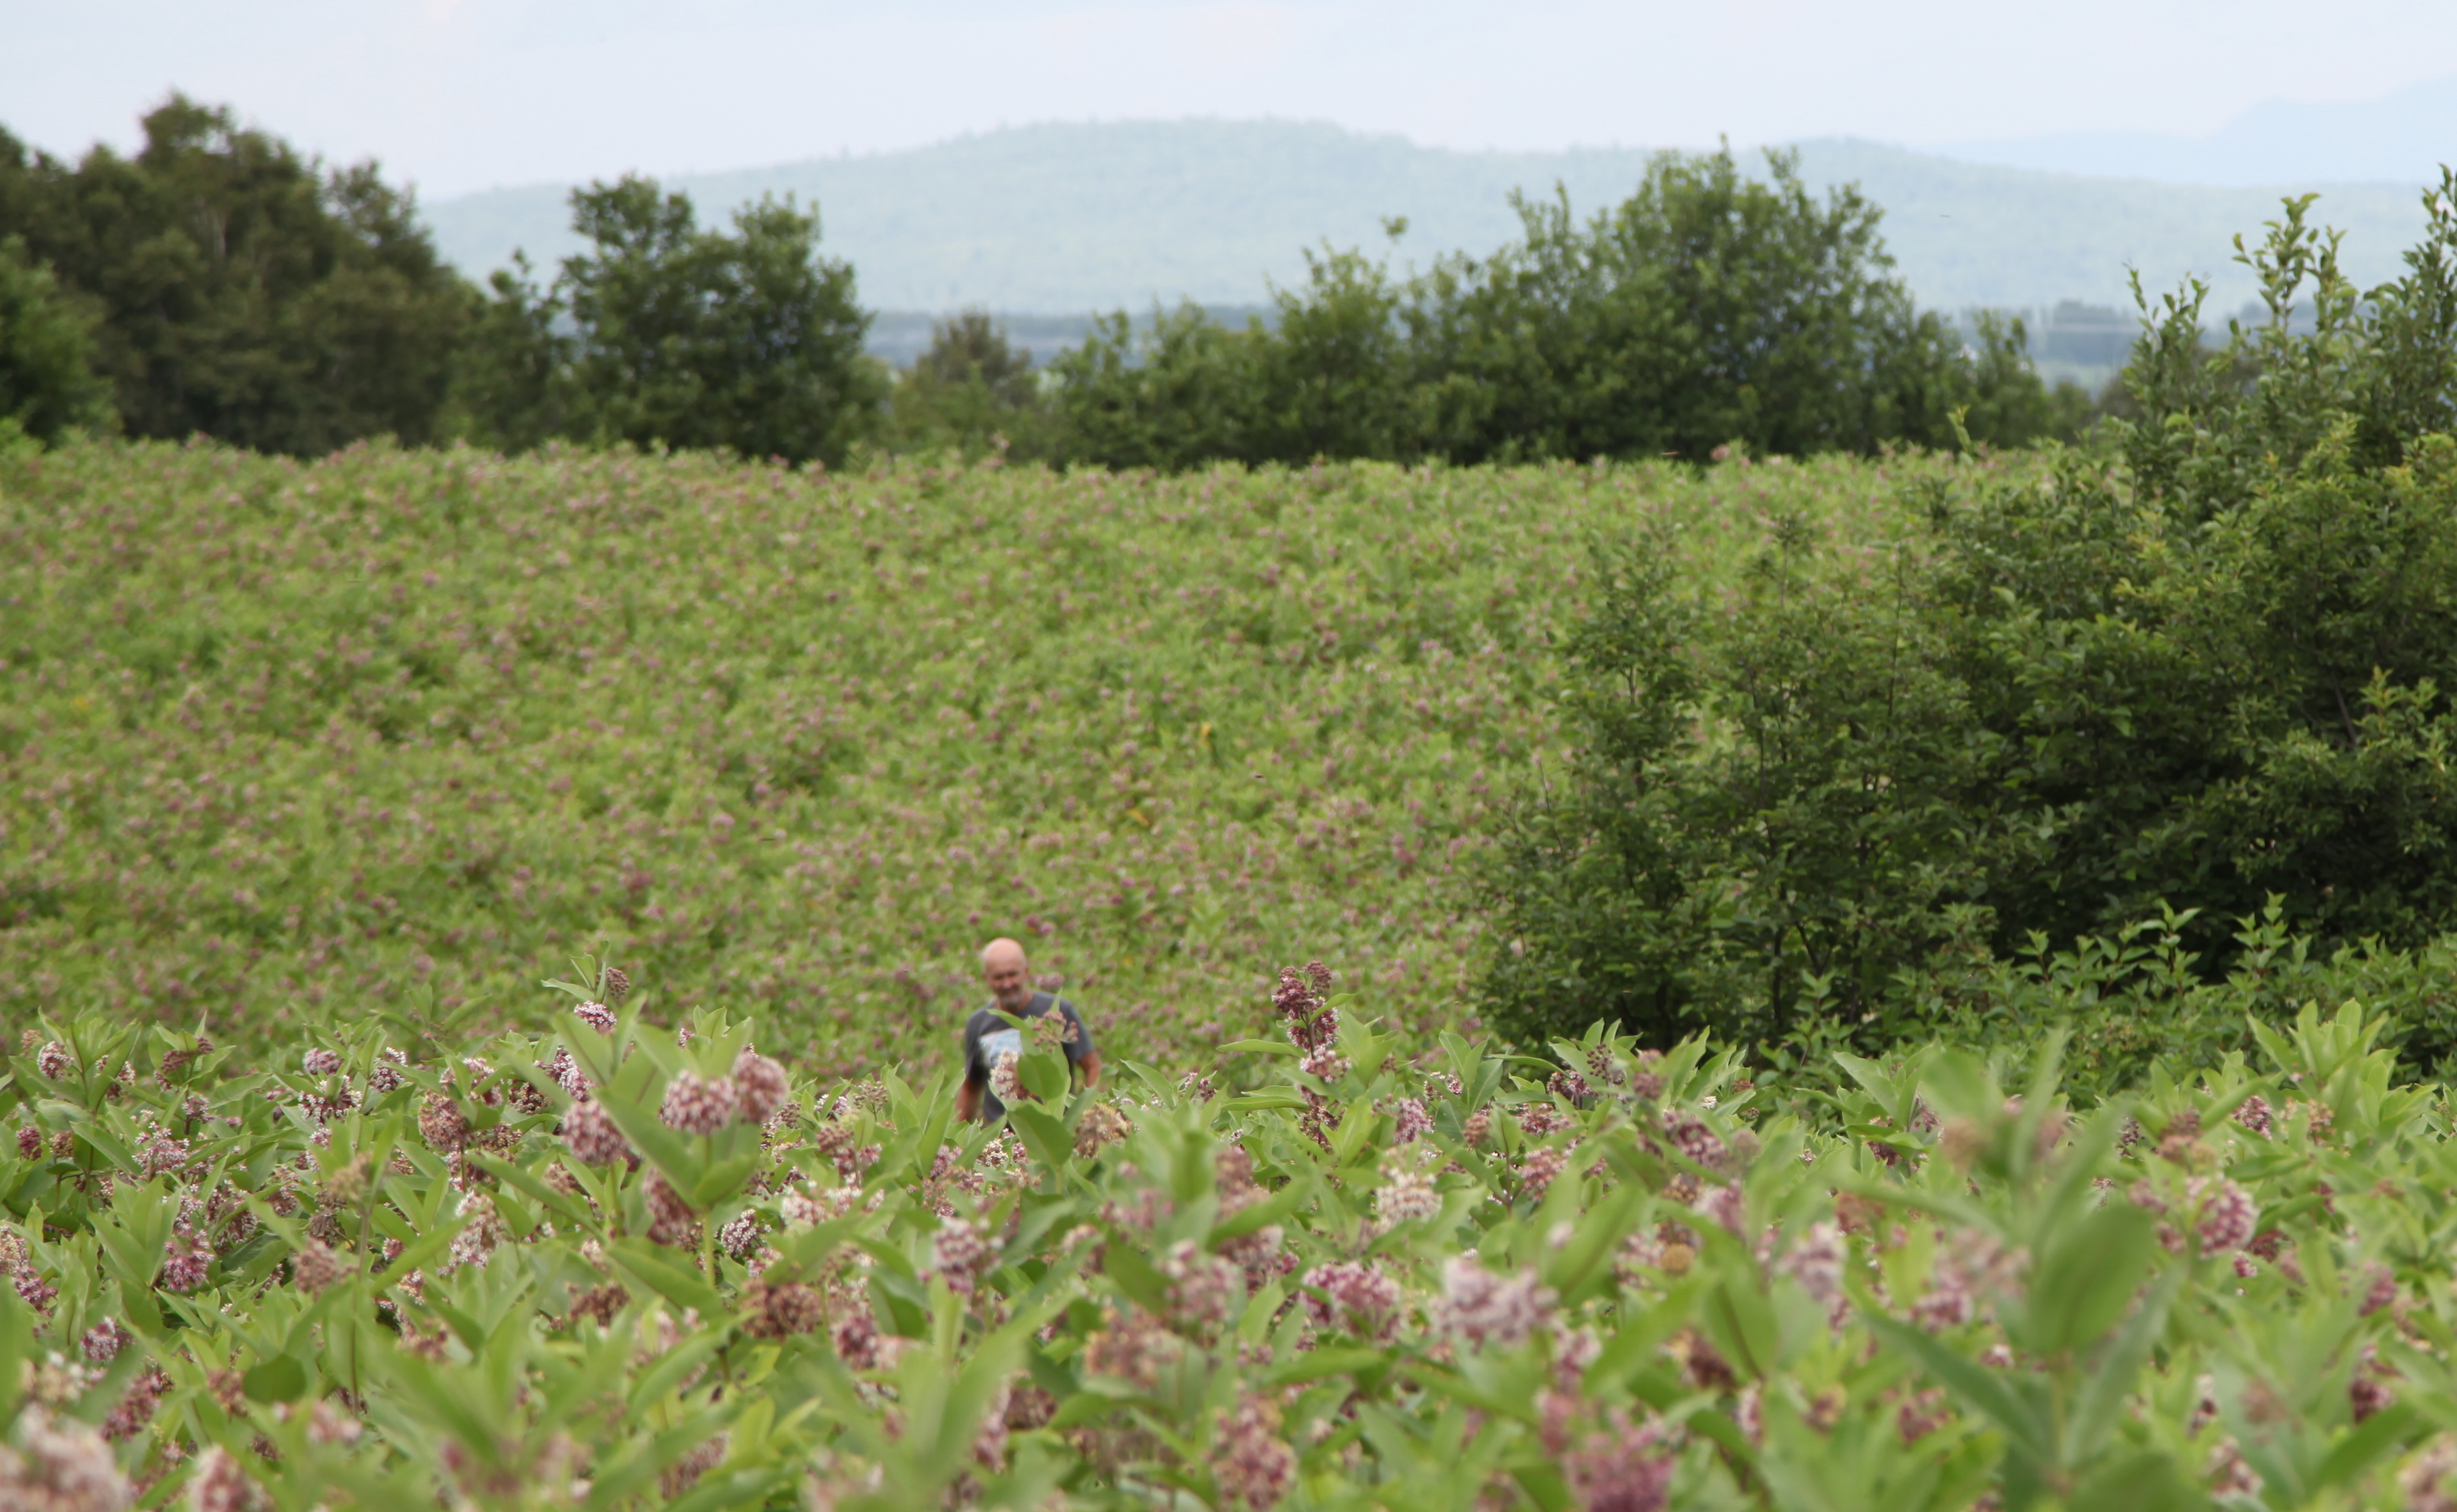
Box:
[957,1078,983,1122]
[1077,1051,1102,1089]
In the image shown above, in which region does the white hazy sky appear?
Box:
[8,0,2456,202]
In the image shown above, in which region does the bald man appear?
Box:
[958,937,1101,1123]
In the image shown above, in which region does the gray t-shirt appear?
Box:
[962,991,1095,1120]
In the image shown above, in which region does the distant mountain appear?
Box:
[422,119,2438,327]
[1938,75,2457,188]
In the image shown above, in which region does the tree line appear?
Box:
[1,97,2089,465]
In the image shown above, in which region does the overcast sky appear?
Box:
[9,1,2456,202]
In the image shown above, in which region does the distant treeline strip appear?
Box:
[0,94,2174,465]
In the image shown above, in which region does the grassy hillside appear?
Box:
[0,441,1951,1081]
[425,120,2436,318]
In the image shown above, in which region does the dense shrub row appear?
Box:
[1042,150,2089,471]
[1487,177,2457,1055]
[7,960,2457,1510]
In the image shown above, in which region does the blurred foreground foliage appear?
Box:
[9,960,2457,1509]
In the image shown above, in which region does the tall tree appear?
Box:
[0,97,470,454]
[459,177,881,466]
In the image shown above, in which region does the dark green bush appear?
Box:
[1049,147,2081,470]
[1486,172,2457,1055]
[0,236,111,445]
[883,308,1054,461]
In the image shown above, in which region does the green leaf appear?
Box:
[631,1335,725,1409]
[467,1153,595,1227]
[1101,1237,1172,1319]
[2017,1203,2157,1359]
[2314,1399,2421,1489]
[1865,1313,2053,1468]
[607,1237,723,1315]
[242,1353,309,1403]
[1005,1102,1073,1170]
[2064,1265,2180,1464]
[2065,1448,2198,1512]
[1261,1346,1385,1384]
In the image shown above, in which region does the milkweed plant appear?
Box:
[5,959,2457,1511]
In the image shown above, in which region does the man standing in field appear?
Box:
[958,936,1102,1122]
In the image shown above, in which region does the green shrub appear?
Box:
[7,960,2457,1509]
[1486,177,2457,1051]
[0,236,112,446]
[883,310,1055,463]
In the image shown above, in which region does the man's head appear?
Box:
[981,937,1034,1012]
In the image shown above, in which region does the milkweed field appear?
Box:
[0,439,1934,1074]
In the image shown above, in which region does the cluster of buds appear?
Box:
[1376,1161,1441,1228]
[2187,1176,2258,1254]
[1517,1147,1570,1200]
[1778,1222,1846,1312]
[2,1405,136,1512]
[1073,1102,1133,1159]
[1564,1409,1677,1512]
[930,1216,999,1296]
[1209,1393,1296,1512]
[659,1048,791,1136]
[1434,1255,1554,1350]
[1275,961,1344,1148]
[643,1172,699,1249]
[1910,1227,2026,1332]
[1273,961,1337,1053]
[367,1047,408,1095]
[810,1123,881,1186]
[562,1101,632,1167]
[1658,1107,1727,1169]
[987,1051,1024,1108]
[1299,1261,1402,1341]
[718,1213,768,1262]
[740,1276,825,1339]
[1083,1306,1183,1392]
[1158,1240,1245,1341]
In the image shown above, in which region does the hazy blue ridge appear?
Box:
[1938,74,2457,188]
[422,118,2439,323]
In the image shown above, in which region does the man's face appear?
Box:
[985,950,1032,1010]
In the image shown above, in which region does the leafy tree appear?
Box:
[1046,303,1264,470]
[1486,173,2457,1051]
[448,253,570,455]
[0,97,468,454]
[457,177,881,465]
[0,236,112,444]
[885,309,1052,460]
